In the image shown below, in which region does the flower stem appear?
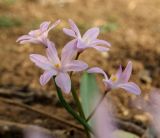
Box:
[75,52,81,60]
[71,85,91,137]
[53,78,93,136]
[71,85,86,119]
[86,89,110,122]
[70,52,91,137]
[70,51,86,119]
[73,52,91,137]
[70,52,85,118]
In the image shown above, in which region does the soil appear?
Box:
[0,0,160,137]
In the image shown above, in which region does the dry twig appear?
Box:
[0,97,84,132]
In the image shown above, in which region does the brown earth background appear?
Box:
[0,0,160,137]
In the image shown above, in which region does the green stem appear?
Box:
[63,52,91,137]
[71,86,91,138]
[75,52,81,59]
[71,85,86,119]
[53,78,93,135]
[70,51,86,118]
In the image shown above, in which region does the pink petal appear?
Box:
[61,39,77,64]
[93,46,110,52]
[55,73,71,94]
[68,19,81,38]
[19,38,40,44]
[144,91,160,134]
[94,100,116,138]
[40,21,51,32]
[92,39,111,47]
[16,35,32,42]
[103,79,113,90]
[40,70,57,86]
[118,82,141,95]
[30,54,52,70]
[28,30,40,37]
[83,27,99,41]
[63,28,76,37]
[17,32,44,45]
[48,19,61,31]
[77,39,88,49]
[87,67,108,80]
[46,40,60,64]
[24,127,52,138]
[116,65,122,78]
[64,60,88,72]
[121,61,132,82]
[39,37,48,46]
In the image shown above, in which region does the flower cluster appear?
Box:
[17,19,141,95]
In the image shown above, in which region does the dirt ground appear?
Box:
[0,0,160,137]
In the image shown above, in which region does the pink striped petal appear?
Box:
[48,19,61,32]
[30,54,52,70]
[94,100,116,138]
[87,67,108,80]
[61,39,77,64]
[68,19,81,38]
[64,60,88,72]
[46,40,60,64]
[103,79,113,90]
[28,29,40,37]
[116,65,122,79]
[92,39,111,47]
[93,46,110,52]
[77,39,88,49]
[118,82,141,95]
[121,61,132,82]
[40,21,50,32]
[19,39,40,44]
[24,127,52,138]
[83,27,99,41]
[55,73,71,94]
[40,70,57,86]
[63,28,76,37]
[16,35,32,42]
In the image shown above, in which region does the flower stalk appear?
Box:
[70,52,86,119]
[53,78,93,137]
[71,85,86,119]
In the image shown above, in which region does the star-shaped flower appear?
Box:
[17,20,60,46]
[63,19,111,53]
[87,61,141,95]
[30,41,88,93]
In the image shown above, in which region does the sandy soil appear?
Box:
[0,0,160,137]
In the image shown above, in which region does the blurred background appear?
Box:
[0,0,160,137]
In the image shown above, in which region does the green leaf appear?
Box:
[80,72,100,120]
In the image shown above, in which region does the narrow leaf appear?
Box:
[80,72,100,120]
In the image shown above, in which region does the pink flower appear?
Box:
[63,19,111,53]
[30,41,88,93]
[93,100,116,138]
[139,91,160,136]
[87,61,141,95]
[24,126,53,138]
[16,20,61,46]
